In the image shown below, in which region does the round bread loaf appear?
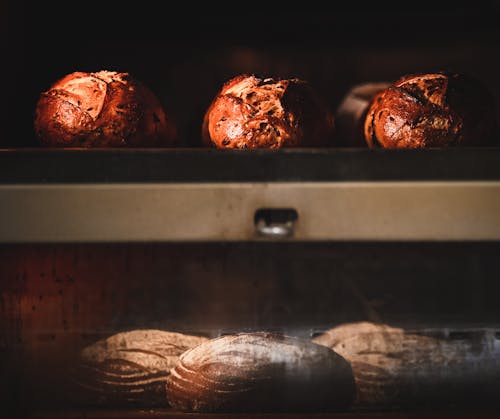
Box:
[202,74,335,149]
[71,329,207,406]
[166,331,355,412]
[34,70,177,147]
[313,322,500,408]
[363,72,497,148]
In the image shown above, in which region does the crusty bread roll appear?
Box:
[34,70,177,147]
[166,331,355,412]
[363,72,497,148]
[71,329,207,406]
[202,74,335,149]
[313,322,500,408]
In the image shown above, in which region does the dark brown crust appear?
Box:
[202,74,335,149]
[34,71,177,147]
[166,331,355,412]
[363,72,497,148]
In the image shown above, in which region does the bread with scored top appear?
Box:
[166,331,355,412]
[363,72,497,148]
[34,70,177,147]
[202,74,335,149]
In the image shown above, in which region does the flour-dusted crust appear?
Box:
[166,331,355,412]
[313,322,500,408]
[71,329,207,406]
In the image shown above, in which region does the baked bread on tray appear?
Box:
[34,70,177,147]
[202,74,335,149]
[166,331,355,412]
[363,72,497,148]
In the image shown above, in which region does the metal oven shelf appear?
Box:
[1,148,500,242]
[30,408,500,418]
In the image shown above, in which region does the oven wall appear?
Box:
[2,242,500,410]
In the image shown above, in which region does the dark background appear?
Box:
[2,2,500,146]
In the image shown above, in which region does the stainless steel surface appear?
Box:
[1,181,500,242]
[256,221,294,238]
[254,208,297,238]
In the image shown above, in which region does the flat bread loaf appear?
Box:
[71,329,207,406]
[166,331,355,412]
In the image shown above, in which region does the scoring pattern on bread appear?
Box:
[34,70,177,147]
[71,329,207,406]
[166,331,355,412]
[363,72,497,148]
[202,74,335,149]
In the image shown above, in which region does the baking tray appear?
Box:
[29,408,500,419]
[1,148,500,183]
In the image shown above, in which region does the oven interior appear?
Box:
[2,3,500,418]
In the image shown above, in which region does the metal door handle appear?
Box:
[254,208,298,238]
